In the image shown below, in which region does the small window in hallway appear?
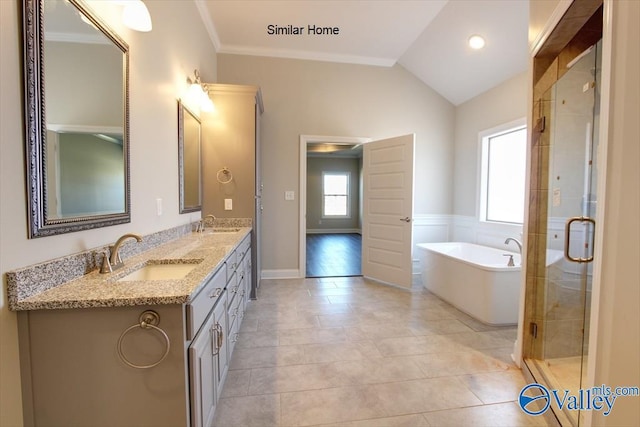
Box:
[479,120,527,224]
[322,172,350,217]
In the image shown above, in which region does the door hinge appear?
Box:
[530,322,538,338]
[535,116,546,133]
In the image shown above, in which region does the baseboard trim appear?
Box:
[261,269,302,279]
[306,229,361,235]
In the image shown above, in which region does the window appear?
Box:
[479,120,527,224]
[322,172,350,217]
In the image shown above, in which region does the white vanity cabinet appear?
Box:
[225,234,251,358]
[17,232,252,427]
[188,289,227,427]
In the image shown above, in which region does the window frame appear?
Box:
[477,118,527,225]
[321,171,351,219]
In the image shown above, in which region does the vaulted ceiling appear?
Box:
[196,0,529,106]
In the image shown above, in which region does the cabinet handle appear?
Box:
[211,323,224,355]
[211,325,219,356]
[217,324,224,349]
[209,288,222,299]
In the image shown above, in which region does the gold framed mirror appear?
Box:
[178,100,202,213]
[23,0,130,238]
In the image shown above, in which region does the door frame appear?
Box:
[299,135,371,278]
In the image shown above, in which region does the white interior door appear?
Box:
[362,134,415,288]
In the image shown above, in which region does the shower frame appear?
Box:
[521,0,604,426]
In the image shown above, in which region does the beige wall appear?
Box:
[306,156,361,232]
[217,55,455,272]
[453,72,528,216]
[0,1,216,424]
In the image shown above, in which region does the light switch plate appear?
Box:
[224,198,233,210]
[285,191,295,201]
[553,188,561,207]
[156,198,163,216]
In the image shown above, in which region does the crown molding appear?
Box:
[218,44,396,67]
[194,0,221,52]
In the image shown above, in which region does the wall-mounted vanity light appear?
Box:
[187,69,215,113]
[118,0,152,32]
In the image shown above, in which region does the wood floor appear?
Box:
[306,233,361,278]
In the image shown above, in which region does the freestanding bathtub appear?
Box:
[417,242,522,326]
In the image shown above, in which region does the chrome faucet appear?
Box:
[504,237,523,260]
[196,214,217,233]
[100,233,143,273]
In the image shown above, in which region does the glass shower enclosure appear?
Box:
[526,40,601,426]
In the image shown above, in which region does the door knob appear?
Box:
[400,217,411,223]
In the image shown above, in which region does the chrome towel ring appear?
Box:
[117,310,170,369]
[216,167,233,184]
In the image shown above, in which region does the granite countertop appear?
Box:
[10,228,251,311]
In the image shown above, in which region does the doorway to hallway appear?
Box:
[305,233,362,277]
[299,133,415,288]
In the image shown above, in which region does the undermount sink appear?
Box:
[118,260,202,282]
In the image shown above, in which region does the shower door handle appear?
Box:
[564,216,596,263]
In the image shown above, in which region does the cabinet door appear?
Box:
[188,313,218,427]
[190,292,228,427]
[214,294,229,395]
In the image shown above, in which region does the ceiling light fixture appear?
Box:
[468,34,486,50]
[187,69,215,113]
[121,0,152,32]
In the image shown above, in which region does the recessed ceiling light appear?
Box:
[468,34,485,50]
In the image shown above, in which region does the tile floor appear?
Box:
[213,277,550,427]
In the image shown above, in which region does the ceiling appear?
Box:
[307,142,363,158]
[197,0,529,106]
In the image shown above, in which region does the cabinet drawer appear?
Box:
[237,235,251,262]
[225,250,238,282]
[187,267,226,340]
[227,278,244,331]
[226,271,238,307]
[242,255,251,308]
[227,296,243,357]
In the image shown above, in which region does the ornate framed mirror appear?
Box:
[178,100,202,213]
[23,0,130,237]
